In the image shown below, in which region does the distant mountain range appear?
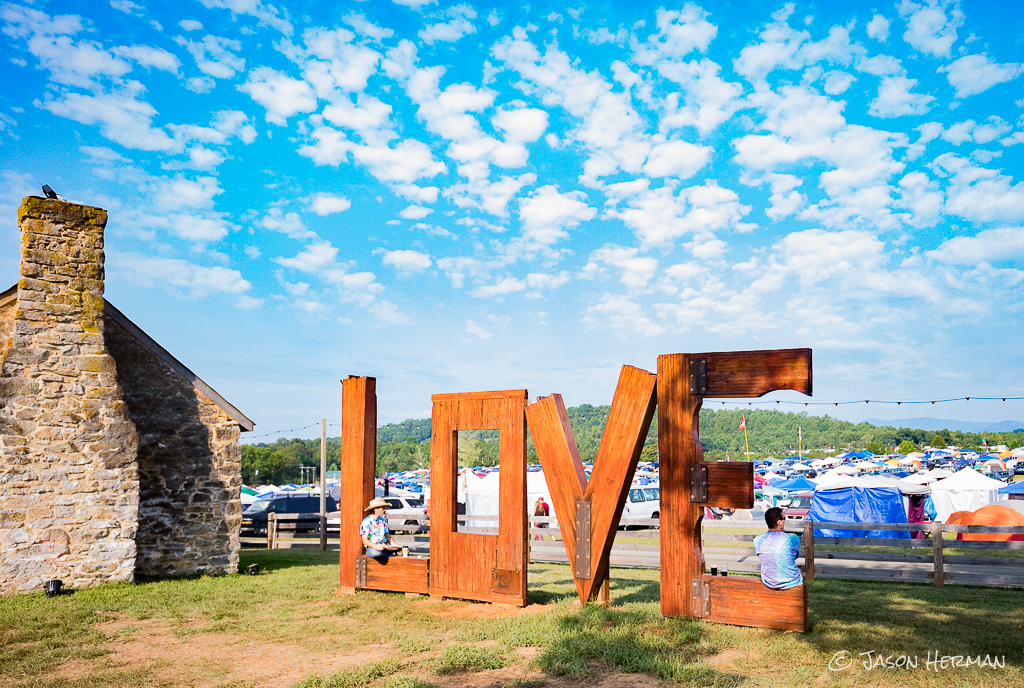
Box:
[864,417,1024,433]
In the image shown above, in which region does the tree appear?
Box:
[930,434,947,449]
[897,439,918,455]
[865,441,885,455]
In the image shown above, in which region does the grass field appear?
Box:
[1,550,1021,688]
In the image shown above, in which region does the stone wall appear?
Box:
[104,316,242,577]
[0,198,139,596]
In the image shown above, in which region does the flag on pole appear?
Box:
[739,416,746,431]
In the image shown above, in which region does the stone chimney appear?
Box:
[0,197,139,595]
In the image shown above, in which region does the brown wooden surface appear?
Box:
[428,389,528,606]
[804,520,815,582]
[702,575,808,632]
[659,348,812,624]
[358,555,429,594]
[657,353,702,617]
[933,521,944,587]
[338,376,376,594]
[524,394,587,600]
[701,349,812,397]
[702,463,754,508]
[581,365,657,601]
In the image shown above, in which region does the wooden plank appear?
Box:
[525,393,587,599]
[944,573,1024,587]
[701,349,812,398]
[943,540,1024,550]
[943,524,1024,534]
[432,389,528,402]
[338,376,376,594]
[703,463,754,509]
[703,533,759,542]
[804,520,814,583]
[702,575,807,632]
[933,521,944,588]
[812,537,934,547]
[581,365,658,602]
[358,555,429,594]
[812,522,931,531]
[658,353,701,618]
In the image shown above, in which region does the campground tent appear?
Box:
[929,468,1007,522]
[464,469,553,527]
[954,504,1024,541]
[806,485,909,538]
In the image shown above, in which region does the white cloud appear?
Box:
[275,240,340,271]
[175,34,245,79]
[197,0,293,36]
[381,249,432,273]
[866,14,890,42]
[399,205,432,219]
[632,6,717,63]
[419,4,477,45]
[585,294,665,337]
[823,70,855,95]
[110,0,143,15]
[642,139,712,179]
[939,54,1024,99]
[369,299,411,324]
[238,67,318,125]
[393,0,436,7]
[465,319,492,339]
[869,76,934,117]
[933,153,1024,223]
[39,87,180,151]
[343,13,393,41]
[898,0,963,58]
[927,227,1024,264]
[585,246,658,288]
[179,20,203,32]
[111,45,181,73]
[472,276,526,298]
[110,253,251,296]
[310,193,351,215]
[259,207,317,239]
[515,185,596,254]
[154,176,222,210]
[186,76,216,93]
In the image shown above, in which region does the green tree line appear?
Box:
[241,408,1023,484]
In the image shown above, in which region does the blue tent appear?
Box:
[774,476,818,492]
[998,481,1024,495]
[807,486,909,539]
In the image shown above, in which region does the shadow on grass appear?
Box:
[802,578,1024,664]
[238,549,339,574]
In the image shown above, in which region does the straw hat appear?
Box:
[364,498,390,511]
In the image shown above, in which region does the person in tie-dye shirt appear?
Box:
[753,507,803,590]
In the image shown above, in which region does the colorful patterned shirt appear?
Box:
[753,530,803,590]
[360,514,389,547]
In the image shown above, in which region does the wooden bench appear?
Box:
[355,555,430,594]
[695,574,807,632]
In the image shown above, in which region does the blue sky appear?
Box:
[2,0,1023,440]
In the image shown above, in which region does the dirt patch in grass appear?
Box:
[39,619,396,688]
[415,600,558,619]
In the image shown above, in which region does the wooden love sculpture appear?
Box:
[338,348,812,632]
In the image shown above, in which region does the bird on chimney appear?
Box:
[40,184,66,201]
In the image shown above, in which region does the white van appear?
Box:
[621,486,660,522]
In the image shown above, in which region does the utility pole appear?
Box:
[320,419,327,551]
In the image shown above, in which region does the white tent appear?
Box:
[929,468,1006,522]
[464,469,553,528]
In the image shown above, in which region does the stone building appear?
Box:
[0,197,253,596]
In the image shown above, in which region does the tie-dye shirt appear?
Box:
[360,514,389,547]
[753,530,803,590]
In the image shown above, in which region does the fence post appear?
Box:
[932,521,944,588]
[803,520,814,582]
[266,512,275,550]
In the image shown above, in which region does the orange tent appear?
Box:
[956,505,1024,541]
[946,510,972,525]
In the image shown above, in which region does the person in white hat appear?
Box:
[360,498,401,561]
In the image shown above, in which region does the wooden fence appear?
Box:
[256,512,1024,588]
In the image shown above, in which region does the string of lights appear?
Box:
[714,395,1024,408]
[243,395,1024,440]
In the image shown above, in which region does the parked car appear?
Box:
[620,486,660,526]
[783,492,814,533]
[242,494,338,536]
[382,495,427,532]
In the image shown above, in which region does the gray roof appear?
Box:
[0,286,254,431]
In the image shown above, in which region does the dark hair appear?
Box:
[765,507,785,529]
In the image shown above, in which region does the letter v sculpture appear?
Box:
[529,349,812,632]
